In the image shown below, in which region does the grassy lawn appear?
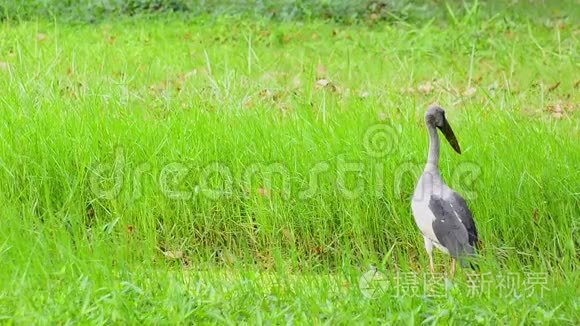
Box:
[0,4,578,324]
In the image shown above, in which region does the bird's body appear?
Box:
[411,106,479,275]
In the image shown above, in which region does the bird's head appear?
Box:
[425,105,461,154]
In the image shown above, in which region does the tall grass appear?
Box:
[0,7,578,323]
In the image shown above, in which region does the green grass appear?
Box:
[0,6,579,324]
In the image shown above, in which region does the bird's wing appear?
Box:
[447,192,479,248]
[428,194,475,259]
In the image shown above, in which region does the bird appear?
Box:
[411,105,479,276]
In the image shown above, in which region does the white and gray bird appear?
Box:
[411,106,479,276]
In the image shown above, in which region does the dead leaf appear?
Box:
[276,101,292,115]
[556,20,567,30]
[127,225,135,233]
[163,250,183,260]
[546,102,565,119]
[36,33,47,42]
[315,79,331,88]
[259,89,273,98]
[370,13,379,21]
[462,86,477,97]
[257,187,270,197]
[532,208,539,224]
[548,81,561,92]
[313,246,324,255]
[417,81,434,94]
[0,62,9,71]
[315,79,341,93]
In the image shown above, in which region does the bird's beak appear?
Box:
[438,117,461,154]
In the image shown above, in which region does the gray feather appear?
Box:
[447,192,479,248]
[429,194,476,265]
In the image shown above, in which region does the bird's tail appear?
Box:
[458,244,479,271]
[458,257,479,271]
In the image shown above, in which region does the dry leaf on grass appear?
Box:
[316,64,327,78]
[547,103,564,119]
[417,81,434,94]
[546,101,576,119]
[163,250,183,260]
[548,82,561,92]
[315,79,340,93]
[0,62,9,71]
[36,33,47,42]
[462,86,477,97]
[275,102,293,115]
[259,89,274,99]
[316,79,331,88]
[257,187,270,198]
[258,89,284,102]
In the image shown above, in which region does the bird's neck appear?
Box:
[425,124,440,172]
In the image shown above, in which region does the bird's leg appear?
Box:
[450,258,457,277]
[424,237,435,274]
